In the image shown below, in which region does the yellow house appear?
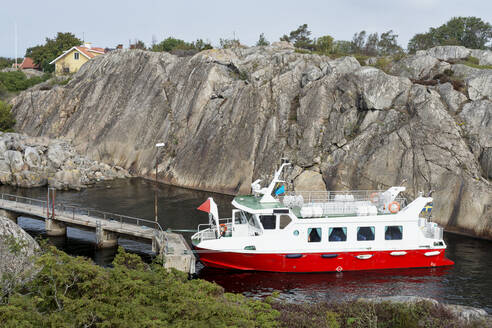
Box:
[50,43,105,75]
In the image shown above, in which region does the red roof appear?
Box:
[19,57,40,69]
[75,46,106,59]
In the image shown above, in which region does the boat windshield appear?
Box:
[234,211,250,224]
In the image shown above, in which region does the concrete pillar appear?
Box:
[96,227,118,248]
[45,218,66,236]
[0,209,20,224]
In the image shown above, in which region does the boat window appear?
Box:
[308,228,322,242]
[259,215,276,230]
[357,226,375,241]
[385,226,403,240]
[234,211,250,224]
[293,230,299,236]
[248,214,262,230]
[329,227,347,242]
[278,215,292,229]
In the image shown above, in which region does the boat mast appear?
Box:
[259,161,291,203]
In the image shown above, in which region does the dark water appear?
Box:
[2,178,491,313]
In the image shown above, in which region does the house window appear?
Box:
[74,52,79,60]
[329,227,347,242]
[259,215,276,230]
[278,215,292,229]
[308,228,321,242]
[357,226,375,241]
[63,67,70,73]
[385,226,403,240]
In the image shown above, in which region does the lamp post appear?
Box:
[154,143,165,223]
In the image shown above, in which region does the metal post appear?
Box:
[47,188,50,218]
[154,142,165,224]
[154,155,158,223]
[52,188,55,219]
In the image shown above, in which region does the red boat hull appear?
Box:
[194,247,454,273]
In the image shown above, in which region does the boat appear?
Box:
[191,161,454,272]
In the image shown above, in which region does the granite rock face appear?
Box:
[0,215,40,296]
[0,133,128,190]
[359,296,490,324]
[9,45,492,239]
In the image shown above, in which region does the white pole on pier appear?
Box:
[154,143,165,223]
[14,22,18,68]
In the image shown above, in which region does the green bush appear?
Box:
[461,56,492,69]
[372,57,392,73]
[0,246,279,327]
[0,71,51,92]
[354,54,370,66]
[0,100,15,132]
[152,37,212,53]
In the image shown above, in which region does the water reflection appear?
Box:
[200,266,452,302]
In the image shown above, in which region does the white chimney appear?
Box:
[83,42,92,49]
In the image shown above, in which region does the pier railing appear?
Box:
[0,192,164,232]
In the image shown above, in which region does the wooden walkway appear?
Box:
[0,192,195,274]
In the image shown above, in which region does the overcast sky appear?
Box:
[1,0,491,58]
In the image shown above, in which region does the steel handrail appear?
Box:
[0,192,164,232]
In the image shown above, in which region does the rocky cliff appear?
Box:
[0,133,128,190]
[10,44,492,239]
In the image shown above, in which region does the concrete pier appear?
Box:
[96,224,119,248]
[0,192,196,274]
[45,218,67,236]
[164,233,196,274]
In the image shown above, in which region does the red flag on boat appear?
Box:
[197,199,211,213]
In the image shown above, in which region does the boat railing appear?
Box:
[193,218,234,242]
[193,224,217,243]
[421,221,443,239]
[280,190,396,203]
[278,190,407,217]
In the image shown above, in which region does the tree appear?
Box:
[281,24,315,50]
[315,35,334,54]
[0,57,20,70]
[364,33,379,56]
[256,33,270,47]
[26,32,82,72]
[151,37,212,55]
[219,38,241,49]
[132,40,146,50]
[378,30,402,55]
[332,40,353,54]
[192,39,213,51]
[351,31,367,53]
[408,33,435,53]
[151,37,193,52]
[407,16,492,52]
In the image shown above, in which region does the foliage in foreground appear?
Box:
[0,245,487,327]
[0,246,278,328]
